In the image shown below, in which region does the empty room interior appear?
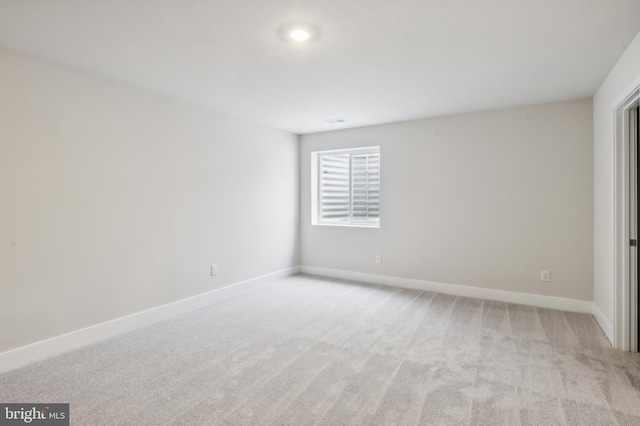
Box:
[2,1,640,425]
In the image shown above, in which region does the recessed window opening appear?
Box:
[311,146,380,228]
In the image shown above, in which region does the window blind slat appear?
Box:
[350,153,380,221]
[320,154,350,221]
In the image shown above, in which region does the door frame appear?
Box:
[613,86,640,351]
[629,103,638,352]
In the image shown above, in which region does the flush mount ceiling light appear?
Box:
[278,23,320,43]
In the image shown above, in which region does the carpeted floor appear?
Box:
[1,274,640,425]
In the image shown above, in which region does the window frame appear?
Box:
[311,146,381,228]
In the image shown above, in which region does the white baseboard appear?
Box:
[592,302,614,345]
[0,266,299,374]
[300,266,593,314]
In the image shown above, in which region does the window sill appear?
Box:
[312,222,380,229]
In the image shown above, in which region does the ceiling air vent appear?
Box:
[324,118,348,124]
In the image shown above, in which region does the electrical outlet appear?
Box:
[376,255,382,264]
[211,264,218,277]
[541,270,550,282]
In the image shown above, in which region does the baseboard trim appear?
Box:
[592,302,614,345]
[300,266,593,314]
[0,266,299,374]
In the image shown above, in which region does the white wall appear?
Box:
[0,48,299,353]
[593,31,640,337]
[301,99,593,302]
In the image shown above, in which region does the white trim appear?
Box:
[592,302,614,344]
[311,222,380,229]
[0,266,299,374]
[613,85,640,351]
[312,146,380,155]
[300,266,593,314]
[630,105,639,352]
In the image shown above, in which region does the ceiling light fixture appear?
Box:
[289,29,310,41]
[278,23,319,43]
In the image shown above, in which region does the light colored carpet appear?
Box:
[1,274,640,425]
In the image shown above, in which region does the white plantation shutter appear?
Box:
[351,154,380,220]
[320,154,350,222]
[314,147,380,226]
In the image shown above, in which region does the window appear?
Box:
[311,146,380,227]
